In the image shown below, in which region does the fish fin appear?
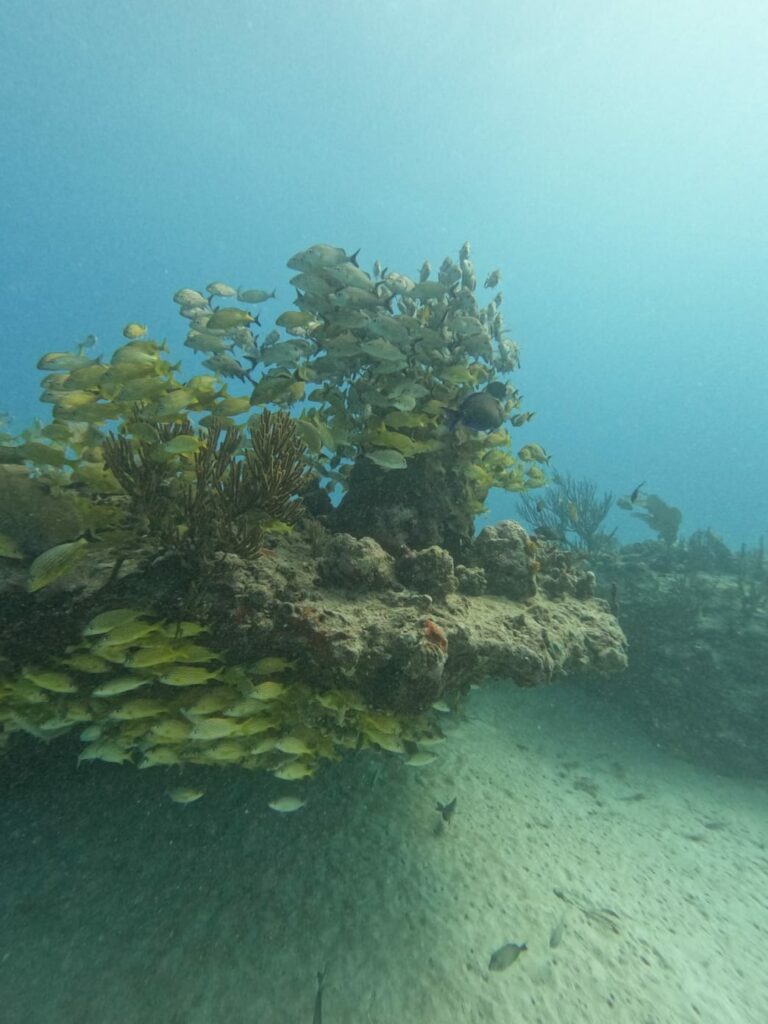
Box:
[349,248,360,267]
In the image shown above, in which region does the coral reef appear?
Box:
[593,540,768,777]
[0,243,628,789]
[395,545,458,600]
[470,520,537,600]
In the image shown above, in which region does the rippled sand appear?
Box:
[1,681,766,1024]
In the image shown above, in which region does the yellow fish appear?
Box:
[250,681,287,701]
[167,787,205,804]
[189,717,242,740]
[273,761,315,781]
[183,690,237,715]
[122,323,148,339]
[83,606,146,630]
[205,308,256,331]
[268,795,306,813]
[62,652,112,674]
[170,642,219,663]
[91,675,151,697]
[108,698,166,720]
[275,735,313,756]
[362,712,400,735]
[60,701,92,723]
[78,740,132,766]
[158,665,219,687]
[149,719,191,743]
[162,435,204,456]
[94,619,158,647]
[405,752,437,767]
[203,740,247,763]
[237,715,277,735]
[252,659,294,675]
[95,645,134,665]
[127,645,181,668]
[22,669,78,693]
[138,747,180,768]
[364,728,405,754]
[27,537,88,592]
[213,395,251,417]
[250,736,279,755]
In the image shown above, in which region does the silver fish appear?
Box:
[287,243,359,272]
[202,353,251,380]
[237,287,277,303]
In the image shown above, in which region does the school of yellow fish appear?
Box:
[4,242,542,527]
[0,608,445,810]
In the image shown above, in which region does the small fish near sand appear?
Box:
[549,917,565,948]
[488,942,528,971]
[433,796,457,835]
[436,796,457,822]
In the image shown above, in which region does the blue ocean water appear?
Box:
[2,0,766,546]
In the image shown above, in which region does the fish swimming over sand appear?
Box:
[549,918,565,948]
[488,942,527,971]
[436,796,457,822]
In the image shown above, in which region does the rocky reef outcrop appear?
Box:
[594,540,768,777]
[0,520,627,721]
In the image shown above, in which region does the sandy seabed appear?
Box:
[0,679,766,1024]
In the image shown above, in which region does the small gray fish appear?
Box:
[488,942,527,971]
[436,797,456,822]
[549,918,565,948]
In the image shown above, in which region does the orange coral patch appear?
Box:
[423,618,448,654]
